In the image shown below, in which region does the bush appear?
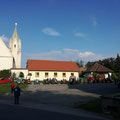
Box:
[93,72,99,80]
[0,69,11,78]
[111,73,118,80]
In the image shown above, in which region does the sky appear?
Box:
[0,0,120,67]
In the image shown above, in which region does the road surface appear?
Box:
[0,103,107,120]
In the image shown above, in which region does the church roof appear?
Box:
[27,60,80,72]
[85,63,113,73]
[0,38,12,57]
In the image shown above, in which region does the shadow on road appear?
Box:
[68,83,120,96]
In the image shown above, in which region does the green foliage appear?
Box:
[75,99,102,113]
[76,60,84,67]
[11,72,16,81]
[0,82,28,94]
[85,61,94,68]
[114,54,120,73]
[0,69,11,78]
[0,83,11,94]
[93,72,99,79]
[111,73,118,80]
[86,54,120,73]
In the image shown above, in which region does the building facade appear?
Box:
[0,23,21,70]
[11,60,80,81]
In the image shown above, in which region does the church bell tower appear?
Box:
[9,23,21,68]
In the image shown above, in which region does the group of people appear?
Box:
[43,78,58,84]
[10,83,21,104]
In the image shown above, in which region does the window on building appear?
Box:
[62,73,66,77]
[71,73,74,76]
[54,72,57,77]
[35,72,39,77]
[14,44,16,48]
[45,72,49,77]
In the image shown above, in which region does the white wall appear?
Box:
[0,57,13,70]
[29,71,79,81]
[11,69,28,78]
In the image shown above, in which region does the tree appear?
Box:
[114,54,120,73]
[76,60,84,67]
[0,69,11,78]
[85,54,120,72]
[86,61,94,68]
[111,73,118,80]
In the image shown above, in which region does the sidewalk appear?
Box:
[0,98,111,120]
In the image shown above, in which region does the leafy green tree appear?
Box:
[76,60,84,67]
[93,72,99,80]
[86,61,94,68]
[111,73,118,80]
[0,70,11,78]
[11,72,16,81]
[85,54,120,73]
[114,54,120,73]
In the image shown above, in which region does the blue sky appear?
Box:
[0,0,120,67]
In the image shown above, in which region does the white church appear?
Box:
[0,23,21,70]
[0,24,79,81]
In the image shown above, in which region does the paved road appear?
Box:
[0,83,119,107]
[0,103,107,120]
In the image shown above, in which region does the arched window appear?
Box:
[14,44,16,48]
[19,72,24,78]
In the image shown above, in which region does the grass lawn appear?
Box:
[74,98,103,113]
[0,82,28,94]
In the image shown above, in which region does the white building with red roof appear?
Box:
[11,59,80,81]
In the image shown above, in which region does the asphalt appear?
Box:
[0,83,118,120]
[0,98,111,120]
[0,103,107,120]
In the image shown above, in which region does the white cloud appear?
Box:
[25,50,62,60]
[91,17,98,26]
[74,32,87,39]
[0,35,9,43]
[25,48,105,62]
[42,28,60,36]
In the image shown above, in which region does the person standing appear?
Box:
[10,83,14,93]
[14,85,21,104]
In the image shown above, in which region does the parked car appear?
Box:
[0,77,12,84]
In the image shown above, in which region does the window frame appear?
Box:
[45,72,49,77]
[35,72,39,77]
[71,73,74,76]
[62,72,66,77]
[54,72,57,77]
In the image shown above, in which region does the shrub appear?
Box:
[111,73,118,80]
[0,69,11,78]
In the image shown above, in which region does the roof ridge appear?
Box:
[27,59,75,63]
[96,63,101,71]
[27,59,79,71]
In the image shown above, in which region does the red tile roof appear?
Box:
[85,63,113,73]
[27,60,80,72]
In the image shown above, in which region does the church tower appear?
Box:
[9,23,21,68]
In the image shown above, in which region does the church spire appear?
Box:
[12,23,19,39]
[9,23,21,68]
